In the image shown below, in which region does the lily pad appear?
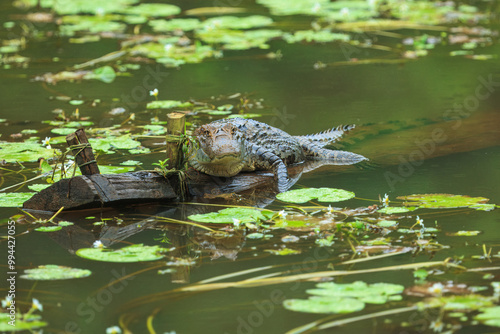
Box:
[89,135,142,154]
[201,15,273,30]
[146,100,193,109]
[0,139,55,162]
[35,226,62,232]
[121,3,181,17]
[28,184,51,192]
[398,194,490,209]
[0,312,47,331]
[475,306,500,327]
[283,297,365,314]
[377,206,415,214]
[16,0,140,15]
[276,187,355,204]
[284,30,350,43]
[149,18,201,32]
[21,265,91,280]
[309,281,404,303]
[284,280,404,314]
[265,248,301,255]
[76,244,167,263]
[0,192,35,207]
[188,207,268,224]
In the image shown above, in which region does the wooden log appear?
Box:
[23,171,178,211]
[165,112,186,170]
[66,128,100,175]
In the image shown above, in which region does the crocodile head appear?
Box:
[189,122,246,177]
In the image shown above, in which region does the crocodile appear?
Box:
[188,118,367,192]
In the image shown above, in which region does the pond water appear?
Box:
[1,0,500,333]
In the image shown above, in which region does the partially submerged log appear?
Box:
[23,171,178,211]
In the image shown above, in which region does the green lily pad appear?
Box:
[469,203,496,211]
[149,18,201,32]
[265,248,301,255]
[58,221,74,226]
[452,231,481,236]
[377,206,415,214]
[16,0,140,15]
[284,280,404,314]
[89,135,142,154]
[76,244,167,263]
[276,188,355,204]
[35,226,62,232]
[430,294,493,311]
[197,29,282,50]
[28,184,51,192]
[475,306,500,327]
[284,30,350,43]
[0,192,35,207]
[121,3,181,17]
[99,165,136,174]
[188,207,268,224]
[246,232,265,239]
[283,297,365,314]
[61,15,127,35]
[146,100,194,109]
[51,127,78,135]
[21,265,91,280]
[377,220,398,227]
[398,194,490,209]
[201,15,273,30]
[309,281,404,303]
[120,160,142,166]
[0,312,47,331]
[0,139,56,162]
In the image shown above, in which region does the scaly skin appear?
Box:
[189,118,367,192]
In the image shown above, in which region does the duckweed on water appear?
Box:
[21,265,91,280]
[76,244,168,263]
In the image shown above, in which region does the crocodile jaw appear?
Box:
[190,151,246,177]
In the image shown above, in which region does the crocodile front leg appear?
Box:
[245,142,293,192]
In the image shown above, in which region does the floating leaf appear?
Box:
[21,265,91,280]
[201,15,273,30]
[246,232,265,239]
[99,165,136,174]
[149,18,201,32]
[35,226,62,232]
[146,100,193,109]
[283,297,365,314]
[284,280,404,314]
[284,30,350,43]
[76,244,167,263]
[0,139,56,162]
[28,184,51,192]
[121,3,181,17]
[377,220,398,227]
[188,207,268,224]
[475,306,500,327]
[89,135,142,154]
[265,248,301,255]
[277,187,355,204]
[0,192,34,207]
[377,206,415,214]
[452,231,481,236]
[58,221,74,226]
[398,194,489,209]
[0,312,47,331]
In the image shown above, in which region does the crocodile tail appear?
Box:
[294,124,355,148]
[304,144,368,165]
